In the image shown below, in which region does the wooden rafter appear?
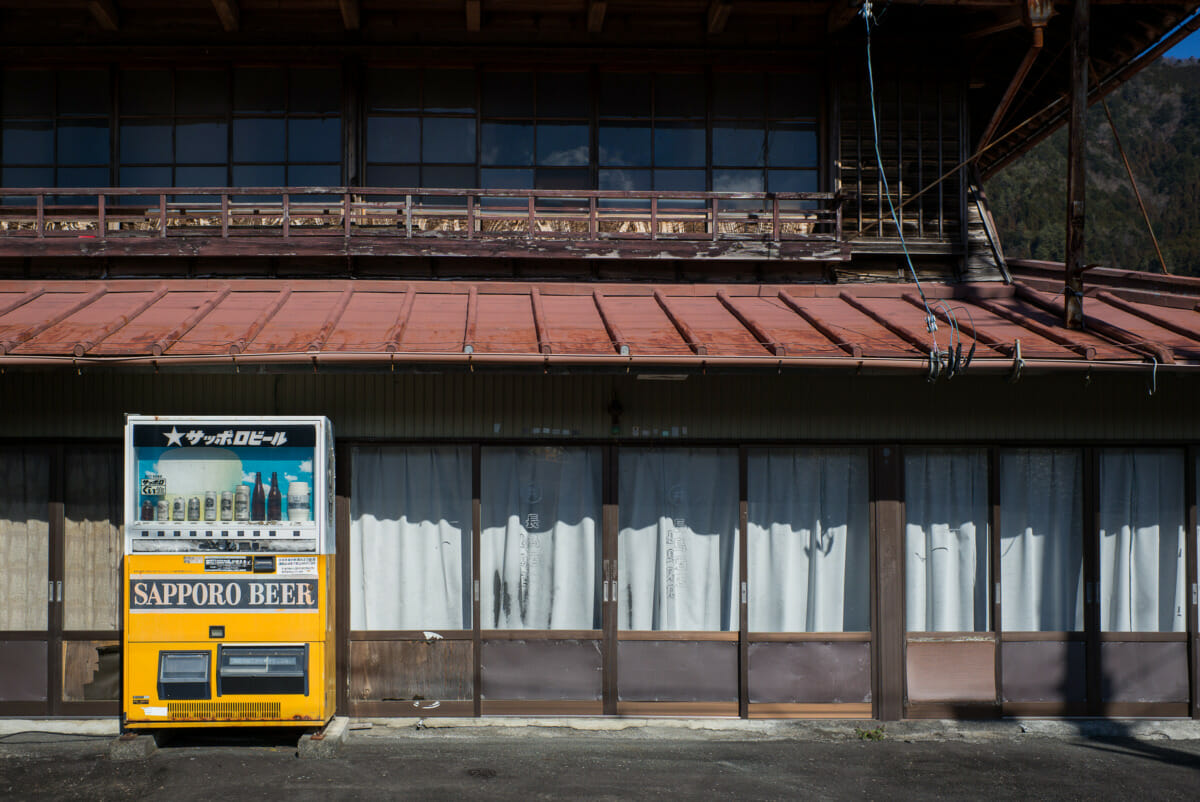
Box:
[339,0,360,31]
[707,0,732,34]
[211,0,239,33]
[87,0,119,32]
[466,0,481,32]
[587,0,607,33]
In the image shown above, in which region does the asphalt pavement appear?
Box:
[2,720,1200,801]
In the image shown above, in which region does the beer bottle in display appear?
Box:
[267,472,282,520]
[251,472,266,520]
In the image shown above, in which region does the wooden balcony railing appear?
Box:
[0,186,849,261]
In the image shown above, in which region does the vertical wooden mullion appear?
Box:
[1083,447,1101,713]
[472,443,482,717]
[603,444,618,715]
[1186,445,1197,719]
[872,444,904,721]
[738,446,749,719]
[335,442,352,716]
[48,444,64,716]
[990,447,1002,708]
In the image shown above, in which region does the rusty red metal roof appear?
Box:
[2,266,1199,374]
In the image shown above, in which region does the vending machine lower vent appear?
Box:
[168,701,282,720]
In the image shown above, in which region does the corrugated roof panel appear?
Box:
[165,290,283,355]
[665,295,770,355]
[325,290,406,352]
[985,297,1134,360]
[473,293,538,353]
[593,293,691,356]
[542,295,617,355]
[722,296,845,356]
[1,292,97,348]
[399,292,469,352]
[251,291,345,352]
[779,296,912,358]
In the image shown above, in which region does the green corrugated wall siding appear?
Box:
[1,370,1196,442]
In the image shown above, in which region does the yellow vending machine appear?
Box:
[122,415,335,730]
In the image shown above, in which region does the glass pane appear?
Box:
[2,166,53,188]
[535,168,589,192]
[2,70,54,116]
[713,72,764,118]
[769,73,819,119]
[232,163,284,188]
[365,68,419,113]
[481,70,534,117]
[655,73,705,119]
[1098,449,1186,632]
[767,122,818,168]
[3,121,54,165]
[119,166,171,204]
[62,641,120,702]
[422,164,475,189]
[365,116,419,163]
[598,168,650,192]
[365,163,419,189]
[175,121,228,164]
[999,449,1084,632]
[64,449,121,631]
[287,163,340,189]
[174,166,226,195]
[653,122,705,168]
[481,122,533,166]
[288,117,341,162]
[618,448,739,632]
[424,69,475,113]
[119,70,172,115]
[904,449,988,632]
[713,122,765,167]
[57,120,110,165]
[481,447,601,630]
[712,169,763,193]
[119,121,172,164]
[654,169,706,206]
[175,70,228,116]
[537,73,589,118]
[767,169,818,193]
[748,448,870,633]
[0,450,50,630]
[290,68,340,113]
[536,122,588,166]
[422,118,475,163]
[233,118,285,163]
[56,167,109,189]
[58,70,110,116]
[481,168,532,189]
[599,123,651,167]
[350,446,473,630]
[233,67,286,113]
[599,73,651,118]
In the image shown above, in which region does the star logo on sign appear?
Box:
[163,427,184,447]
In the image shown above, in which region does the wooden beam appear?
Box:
[211,0,239,33]
[587,0,607,33]
[466,0,481,32]
[339,0,360,31]
[708,0,732,34]
[87,0,119,32]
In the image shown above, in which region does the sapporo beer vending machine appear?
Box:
[122,415,335,729]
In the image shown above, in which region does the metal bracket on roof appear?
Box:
[1008,339,1024,384]
[1147,356,1158,396]
[926,349,941,383]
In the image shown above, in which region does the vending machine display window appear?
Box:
[157,651,212,700]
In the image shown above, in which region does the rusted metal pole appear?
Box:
[1065,0,1089,329]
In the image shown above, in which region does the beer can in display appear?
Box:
[203,491,217,522]
[220,491,234,521]
[170,496,186,522]
[287,482,311,521]
[187,496,201,521]
[234,485,250,521]
[156,499,170,522]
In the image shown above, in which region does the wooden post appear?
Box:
[872,445,905,721]
[1065,0,1089,329]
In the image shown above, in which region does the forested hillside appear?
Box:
[986,58,1200,277]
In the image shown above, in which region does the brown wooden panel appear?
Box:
[748,641,871,704]
[481,639,602,701]
[1001,641,1087,703]
[616,702,739,717]
[906,640,996,703]
[0,640,48,702]
[481,701,604,715]
[349,640,473,703]
[748,703,872,719]
[905,703,1001,719]
[61,640,119,702]
[617,641,738,702]
[347,700,474,718]
[1100,641,1189,703]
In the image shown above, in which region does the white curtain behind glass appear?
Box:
[999,449,1084,632]
[747,448,869,632]
[480,446,601,630]
[618,449,738,631]
[1099,449,1185,632]
[350,446,472,630]
[905,449,989,632]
